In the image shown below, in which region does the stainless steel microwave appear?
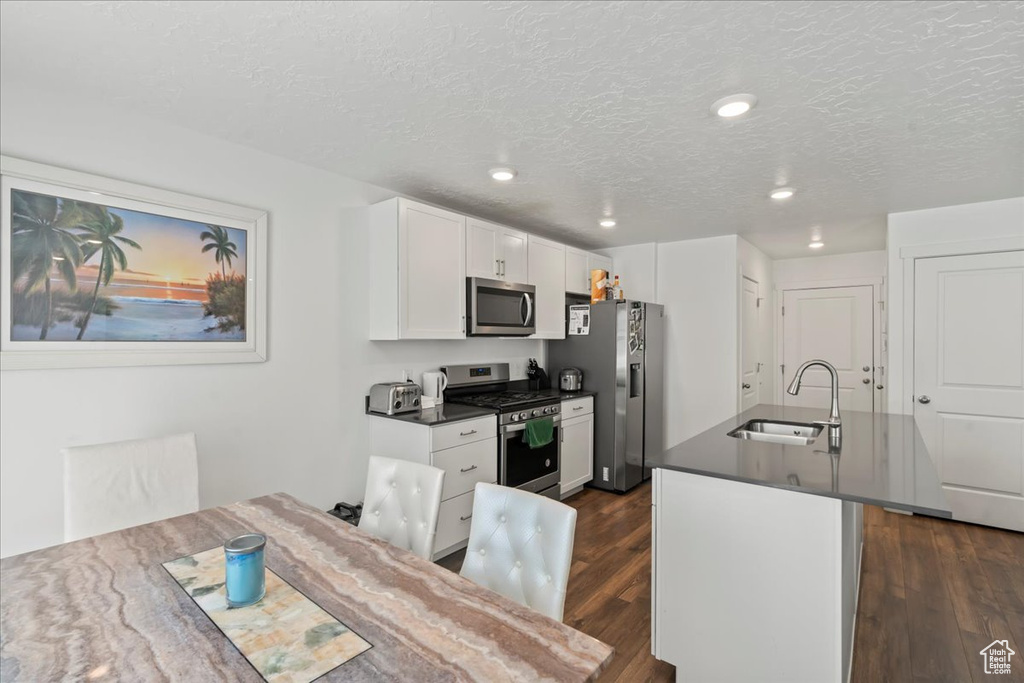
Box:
[466,277,536,336]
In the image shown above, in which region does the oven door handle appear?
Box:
[504,417,561,433]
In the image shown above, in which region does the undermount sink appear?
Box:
[728,419,823,446]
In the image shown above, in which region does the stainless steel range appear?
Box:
[442,363,561,500]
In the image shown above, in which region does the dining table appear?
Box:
[0,492,614,681]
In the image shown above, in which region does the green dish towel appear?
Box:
[523,417,555,449]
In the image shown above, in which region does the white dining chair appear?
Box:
[358,456,445,560]
[460,482,578,622]
[62,432,200,542]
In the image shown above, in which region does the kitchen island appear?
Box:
[648,405,949,683]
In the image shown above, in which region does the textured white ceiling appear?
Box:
[1,1,1022,258]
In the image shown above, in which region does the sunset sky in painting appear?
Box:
[74,205,247,285]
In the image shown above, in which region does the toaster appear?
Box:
[368,381,422,416]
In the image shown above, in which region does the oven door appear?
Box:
[467,277,536,336]
[500,416,560,494]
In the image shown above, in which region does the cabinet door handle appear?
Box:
[459,464,478,473]
[459,429,478,437]
[573,405,584,411]
[496,259,501,277]
[459,514,473,522]
[742,383,751,389]
[501,259,506,277]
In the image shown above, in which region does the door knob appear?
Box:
[863,366,871,372]
[742,383,751,389]
[862,378,871,384]
[917,395,931,404]
[876,384,884,390]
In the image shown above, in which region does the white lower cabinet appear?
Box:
[368,415,497,559]
[560,397,594,496]
[435,490,476,555]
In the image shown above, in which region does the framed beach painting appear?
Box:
[1,156,267,369]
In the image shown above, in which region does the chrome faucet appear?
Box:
[786,359,842,427]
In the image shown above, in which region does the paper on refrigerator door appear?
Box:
[569,305,591,335]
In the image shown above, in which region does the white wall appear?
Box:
[737,237,775,404]
[773,251,886,285]
[0,83,544,558]
[656,235,739,447]
[595,242,657,302]
[886,197,1024,413]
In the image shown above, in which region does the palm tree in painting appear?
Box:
[11,191,85,339]
[199,225,238,278]
[74,206,142,340]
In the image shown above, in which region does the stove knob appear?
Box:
[510,413,519,422]
[544,406,554,414]
[532,409,541,417]
[520,412,528,421]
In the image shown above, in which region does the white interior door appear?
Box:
[914,250,1024,532]
[782,286,874,412]
[740,276,760,411]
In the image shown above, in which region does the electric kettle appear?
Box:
[422,371,448,404]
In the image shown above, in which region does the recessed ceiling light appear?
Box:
[809,241,825,249]
[770,187,795,200]
[600,219,617,228]
[711,93,758,118]
[489,167,517,181]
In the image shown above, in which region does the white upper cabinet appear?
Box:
[500,228,529,283]
[565,247,590,294]
[528,235,567,339]
[466,218,528,283]
[589,253,613,279]
[368,198,466,340]
[565,248,613,295]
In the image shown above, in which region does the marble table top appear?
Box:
[0,493,613,681]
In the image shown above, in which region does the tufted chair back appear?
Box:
[460,482,577,621]
[358,456,445,560]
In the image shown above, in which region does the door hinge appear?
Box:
[756,297,763,308]
[781,306,785,316]
[781,364,785,375]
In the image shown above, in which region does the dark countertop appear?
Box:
[365,402,497,426]
[536,389,598,400]
[647,404,951,517]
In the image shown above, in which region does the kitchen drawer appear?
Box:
[562,396,593,417]
[431,437,497,501]
[434,489,479,555]
[430,415,496,452]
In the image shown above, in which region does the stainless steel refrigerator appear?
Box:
[548,300,664,493]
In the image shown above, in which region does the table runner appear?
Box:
[164,547,371,683]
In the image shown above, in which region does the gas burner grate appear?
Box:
[448,391,556,411]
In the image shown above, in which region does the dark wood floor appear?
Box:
[437,483,1024,682]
